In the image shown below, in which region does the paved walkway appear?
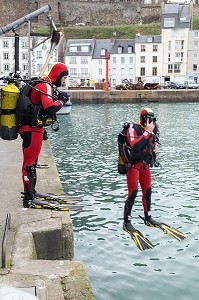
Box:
[0,137,63,256]
[0,136,94,299]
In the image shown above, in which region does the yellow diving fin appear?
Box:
[139,215,187,241]
[123,222,154,251]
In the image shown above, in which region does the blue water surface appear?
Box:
[49,102,199,300]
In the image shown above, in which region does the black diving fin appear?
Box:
[25,197,83,211]
[123,222,154,251]
[21,191,83,203]
[139,215,187,241]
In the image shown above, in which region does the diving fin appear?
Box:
[139,215,187,241]
[25,197,83,211]
[34,191,83,201]
[21,191,83,203]
[123,222,154,251]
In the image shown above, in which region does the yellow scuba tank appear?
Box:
[0,82,20,140]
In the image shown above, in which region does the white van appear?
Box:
[184,80,198,89]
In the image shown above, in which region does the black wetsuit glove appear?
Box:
[57,91,70,104]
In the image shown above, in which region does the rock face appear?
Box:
[1,1,199,35]
[0,0,164,33]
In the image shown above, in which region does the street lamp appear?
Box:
[105,51,110,91]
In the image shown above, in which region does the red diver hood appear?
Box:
[46,62,69,87]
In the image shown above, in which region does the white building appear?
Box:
[0,36,30,78]
[161,2,191,83]
[91,39,112,87]
[64,39,95,87]
[135,34,163,84]
[0,34,61,79]
[110,39,136,87]
[187,30,199,82]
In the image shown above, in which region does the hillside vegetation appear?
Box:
[36,16,199,39]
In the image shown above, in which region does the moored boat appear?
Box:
[57,99,72,115]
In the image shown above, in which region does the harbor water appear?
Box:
[48,102,199,300]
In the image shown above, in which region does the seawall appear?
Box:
[67,89,199,104]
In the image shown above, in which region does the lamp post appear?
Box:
[105,51,110,91]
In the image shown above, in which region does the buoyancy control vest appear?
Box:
[0,82,20,140]
[117,122,158,174]
[16,80,57,128]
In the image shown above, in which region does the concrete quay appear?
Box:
[0,137,94,299]
[67,89,199,104]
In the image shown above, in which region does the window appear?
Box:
[194,41,198,48]
[175,52,183,62]
[168,64,173,73]
[152,67,157,76]
[3,41,9,48]
[69,57,77,64]
[194,31,199,38]
[37,64,42,72]
[193,64,197,71]
[140,67,145,76]
[69,68,77,75]
[23,65,28,71]
[112,78,116,85]
[140,56,145,63]
[99,59,102,65]
[22,52,28,60]
[168,41,171,51]
[81,46,89,52]
[153,45,158,52]
[99,68,102,75]
[70,46,77,52]
[3,52,9,60]
[4,64,10,71]
[69,44,90,53]
[21,41,28,48]
[193,53,198,60]
[153,56,157,63]
[121,57,125,64]
[121,68,125,75]
[174,64,180,73]
[81,57,88,64]
[175,40,184,50]
[118,46,123,54]
[112,57,116,64]
[81,68,88,75]
[141,45,146,52]
[128,45,133,53]
[168,53,171,62]
[164,17,175,27]
[129,57,133,64]
[36,51,42,59]
[100,48,106,56]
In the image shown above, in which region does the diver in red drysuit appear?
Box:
[19,62,69,207]
[123,108,158,231]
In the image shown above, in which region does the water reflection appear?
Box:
[49,102,199,300]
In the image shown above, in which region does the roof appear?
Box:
[65,39,95,56]
[92,39,112,59]
[135,35,162,43]
[110,39,135,54]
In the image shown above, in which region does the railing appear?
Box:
[1,213,11,269]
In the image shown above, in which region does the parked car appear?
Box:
[163,81,177,89]
[184,80,198,89]
[174,82,184,89]
[164,81,185,89]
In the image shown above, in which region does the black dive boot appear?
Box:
[123,201,135,232]
[23,191,33,208]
